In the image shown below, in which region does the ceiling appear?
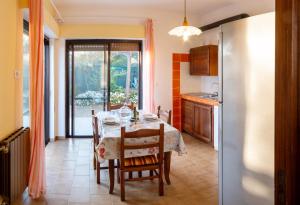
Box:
[52,0,275,24]
[52,0,235,14]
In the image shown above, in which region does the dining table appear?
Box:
[96,110,187,193]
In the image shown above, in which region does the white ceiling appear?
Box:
[53,0,235,14]
[52,0,275,24]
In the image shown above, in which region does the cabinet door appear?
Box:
[190,47,210,75]
[193,103,212,143]
[182,100,194,134]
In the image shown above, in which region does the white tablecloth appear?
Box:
[96,111,186,162]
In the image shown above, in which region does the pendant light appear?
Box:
[168,0,202,41]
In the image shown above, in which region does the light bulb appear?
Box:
[183,34,189,41]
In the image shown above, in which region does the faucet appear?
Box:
[211,82,219,96]
[212,91,218,96]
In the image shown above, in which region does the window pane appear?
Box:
[23,33,30,127]
[110,51,139,105]
[73,50,107,135]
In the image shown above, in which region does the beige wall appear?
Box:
[44,0,60,37]
[45,8,60,37]
[60,24,144,39]
[0,0,23,140]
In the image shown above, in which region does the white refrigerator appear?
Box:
[218,12,275,205]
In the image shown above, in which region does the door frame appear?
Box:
[275,0,300,204]
[65,39,143,138]
[44,36,50,145]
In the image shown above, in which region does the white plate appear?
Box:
[103,117,119,125]
[143,114,158,121]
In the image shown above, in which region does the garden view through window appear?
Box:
[66,40,142,137]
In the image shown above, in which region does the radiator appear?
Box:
[0,127,30,205]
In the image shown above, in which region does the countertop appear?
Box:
[181,92,219,106]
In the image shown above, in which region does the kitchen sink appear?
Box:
[183,92,219,100]
[193,93,218,99]
[199,94,218,98]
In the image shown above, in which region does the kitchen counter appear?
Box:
[181,92,219,150]
[181,93,219,106]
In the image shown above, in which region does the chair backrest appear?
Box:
[108,102,134,111]
[157,106,172,125]
[120,124,164,169]
[92,111,100,146]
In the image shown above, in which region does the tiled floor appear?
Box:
[14,133,218,205]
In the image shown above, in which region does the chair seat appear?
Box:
[124,155,158,167]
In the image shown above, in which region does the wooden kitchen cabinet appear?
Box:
[182,99,214,145]
[182,100,194,135]
[190,45,218,76]
[193,103,213,143]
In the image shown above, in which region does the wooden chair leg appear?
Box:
[109,160,115,194]
[96,161,100,184]
[164,152,172,185]
[159,165,164,196]
[120,171,125,201]
[138,171,142,178]
[150,170,153,179]
[129,172,133,179]
[117,160,120,184]
[93,155,96,170]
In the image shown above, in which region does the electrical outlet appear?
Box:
[14,70,21,79]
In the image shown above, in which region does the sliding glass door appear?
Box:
[66,42,108,137]
[66,40,142,138]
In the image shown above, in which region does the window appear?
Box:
[22,20,51,145]
[110,42,141,106]
[23,21,30,127]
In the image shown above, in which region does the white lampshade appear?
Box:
[168,0,202,41]
[168,25,202,41]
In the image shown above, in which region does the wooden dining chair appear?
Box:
[91,110,101,184]
[92,109,97,170]
[119,124,164,201]
[107,102,139,179]
[157,105,172,125]
[107,102,134,111]
[91,110,119,185]
[157,106,173,185]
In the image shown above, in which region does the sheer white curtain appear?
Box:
[144,19,155,113]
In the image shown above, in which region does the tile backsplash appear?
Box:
[180,62,219,94]
[199,76,219,94]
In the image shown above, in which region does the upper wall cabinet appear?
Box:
[190,45,218,76]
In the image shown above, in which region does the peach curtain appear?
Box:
[145,19,155,113]
[28,0,46,199]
